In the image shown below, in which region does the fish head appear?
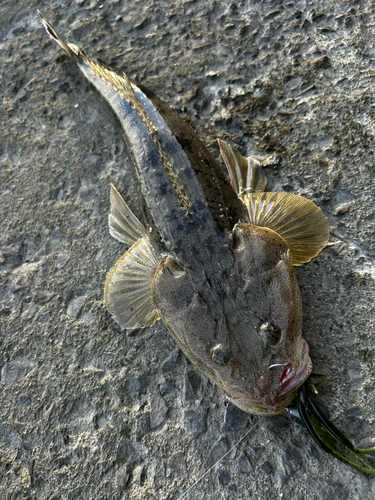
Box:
[151,223,312,415]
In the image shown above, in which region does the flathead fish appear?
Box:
[39,12,329,415]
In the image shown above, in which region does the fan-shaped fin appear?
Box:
[109,185,148,245]
[243,192,329,266]
[104,237,161,328]
[218,139,267,196]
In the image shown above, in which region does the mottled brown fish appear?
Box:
[39,11,329,415]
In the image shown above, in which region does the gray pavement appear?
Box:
[1,1,375,498]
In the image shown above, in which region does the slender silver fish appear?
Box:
[39,12,329,415]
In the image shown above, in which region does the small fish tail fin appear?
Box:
[38,10,77,59]
[218,139,267,198]
[244,192,329,265]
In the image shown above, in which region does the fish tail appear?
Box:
[38,10,77,59]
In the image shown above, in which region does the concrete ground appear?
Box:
[1,0,375,498]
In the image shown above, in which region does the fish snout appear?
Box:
[274,340,312,397]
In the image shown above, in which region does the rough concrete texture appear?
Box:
[1,0,375,499]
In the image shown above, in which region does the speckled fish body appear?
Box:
[39,12,329,415]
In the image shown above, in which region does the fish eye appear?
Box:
[211,344,231,366]
[260,322,281,346]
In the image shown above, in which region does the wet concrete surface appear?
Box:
[1,1,375,499]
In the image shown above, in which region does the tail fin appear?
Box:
[38,10,76,58]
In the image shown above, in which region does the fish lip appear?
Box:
[276,339,312,396]
[224,340,312,415]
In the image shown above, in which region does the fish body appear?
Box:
[39,12,329,415]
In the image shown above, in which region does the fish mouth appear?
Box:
[224,340,312,416]
[276,339,312,397]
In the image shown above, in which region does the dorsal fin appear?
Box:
[109,185,148,245]
[243,192,329,266]
[104,237,161,328]
[218,139,267,196]
[82,57,158,136]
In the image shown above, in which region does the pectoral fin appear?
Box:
[109,184,148,245]
[243,192,329,265]
[104,237,161,328]
[218,139,267,196]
